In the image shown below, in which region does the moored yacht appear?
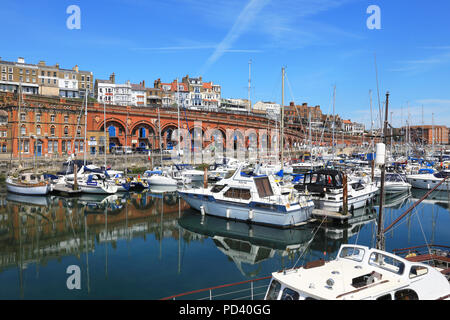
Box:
[6,172,51,196]
[294,169,378,212]
[66,173,118,194]
[406,171,450,191]
[178,166,315,228]
[376,173,411,194]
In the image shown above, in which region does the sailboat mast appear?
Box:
[177,78,180,156]
[281,67,285,169]
[332,85,336,159]
[103,101,107,168]
[18,82,22,166]
[376,91,390,251]
[84,89,88,167]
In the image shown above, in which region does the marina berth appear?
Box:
[177,166,315,228]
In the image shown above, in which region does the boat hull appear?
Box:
[178,191,314,228]
[313,189,377,212]
[6,180,50,195]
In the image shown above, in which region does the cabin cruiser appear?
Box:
[6,172,51,195]
[264,244,450,300]
[144,169,179,186]
[294,169,378,212]
[178,166,315,228]
[166,164,204,183]
[376,173,411,194]
[66,173,118,194]
[406,171,450,191]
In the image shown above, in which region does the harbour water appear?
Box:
[0,186,449,300]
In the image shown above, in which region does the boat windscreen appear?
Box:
[254,176,274,198]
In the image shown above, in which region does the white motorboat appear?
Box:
[406,171,450,191]
[178,166,315,228]
[295,169,378,212]
[6,172,51,195]
[376,173,411,194]
[168,164,204,183]
[144,170,179,186]
[264,244,450,300]
[66,174,118,194]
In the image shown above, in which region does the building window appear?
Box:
[50,125,55,136]
[36,125,41,135]
[53,140,58,154]
[23,140,29,153]
[50,114,55,122]
[36,114,41,122]
[64,115,69,123]
[20,125,26,136]
[64,126,69,135]
[81,75,85,81]
[19,69,23,74]
[8,67,13,73]
[20,113,26,121]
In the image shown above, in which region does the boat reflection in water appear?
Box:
[411,188,450,210]
[317,206,376,241]
[0,190,189,299]
[178,210,316,280]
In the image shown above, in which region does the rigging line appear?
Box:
[291,216,327,269]
[284,73,305,135]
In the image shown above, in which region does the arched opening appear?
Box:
[132,123,156,150]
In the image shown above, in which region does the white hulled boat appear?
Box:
[178,166,315,228]
[406,171,450,191]
[295,169,378,212]
[6,172,51,195]
[144,170,179,186]
[66,173,118,194]
[264,244,450,300]
[376,173,411,193]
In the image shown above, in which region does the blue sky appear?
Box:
[2,0,450,128]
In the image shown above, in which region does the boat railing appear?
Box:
[392,244,450,258]
[160,276,272,300]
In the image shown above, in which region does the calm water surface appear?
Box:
[0,185,449,299]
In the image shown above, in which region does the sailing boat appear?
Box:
[6,83,51,195]
[263,92,450,300]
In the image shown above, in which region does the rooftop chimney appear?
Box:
[290,102,295,106]
[55,63,60,69]
[109,72,116,84]
[73,65,79,72]
[38,61,46,66]
[17,57,25,64]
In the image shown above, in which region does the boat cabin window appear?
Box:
[211,184,227,193]
[254,176,274,198]
[339,246,365,262]
[224,188,251,200]
[409,265,428,279]
[265,279,281,300]
[394,289,418,300]
[369,252,405,275]
[280,287,299,300]
[376,293,392,300]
